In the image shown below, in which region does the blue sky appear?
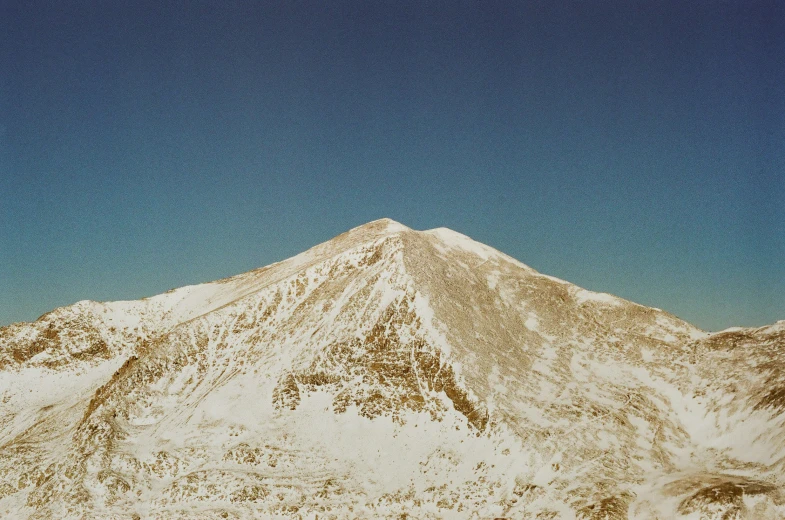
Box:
[1,1,783,331]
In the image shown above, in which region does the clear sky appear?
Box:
[1,1,783,331]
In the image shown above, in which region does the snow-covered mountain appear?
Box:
[1,218,783,519]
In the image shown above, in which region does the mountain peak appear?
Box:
[351,217,410,233]
[2,221,783,519]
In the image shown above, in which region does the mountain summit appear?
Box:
[1,220,783,519]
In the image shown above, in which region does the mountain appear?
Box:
[1,218,783,519]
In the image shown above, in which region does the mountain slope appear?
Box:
[1,218,783,519]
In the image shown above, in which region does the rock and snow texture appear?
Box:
[0,218,783,519]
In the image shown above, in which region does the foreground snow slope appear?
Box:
[1,218,783,519]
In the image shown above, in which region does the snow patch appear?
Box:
[573,288,623,306]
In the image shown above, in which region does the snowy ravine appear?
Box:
[1,218,783,519]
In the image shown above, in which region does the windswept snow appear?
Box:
[572,288,623,306]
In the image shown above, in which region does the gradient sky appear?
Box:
[1,1,783,331]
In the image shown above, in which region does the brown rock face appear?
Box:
[273,294,488,431]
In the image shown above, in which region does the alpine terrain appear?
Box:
[1,218,783,519]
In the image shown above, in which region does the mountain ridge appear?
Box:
[2,217,704,337]
[1,219,782,519]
